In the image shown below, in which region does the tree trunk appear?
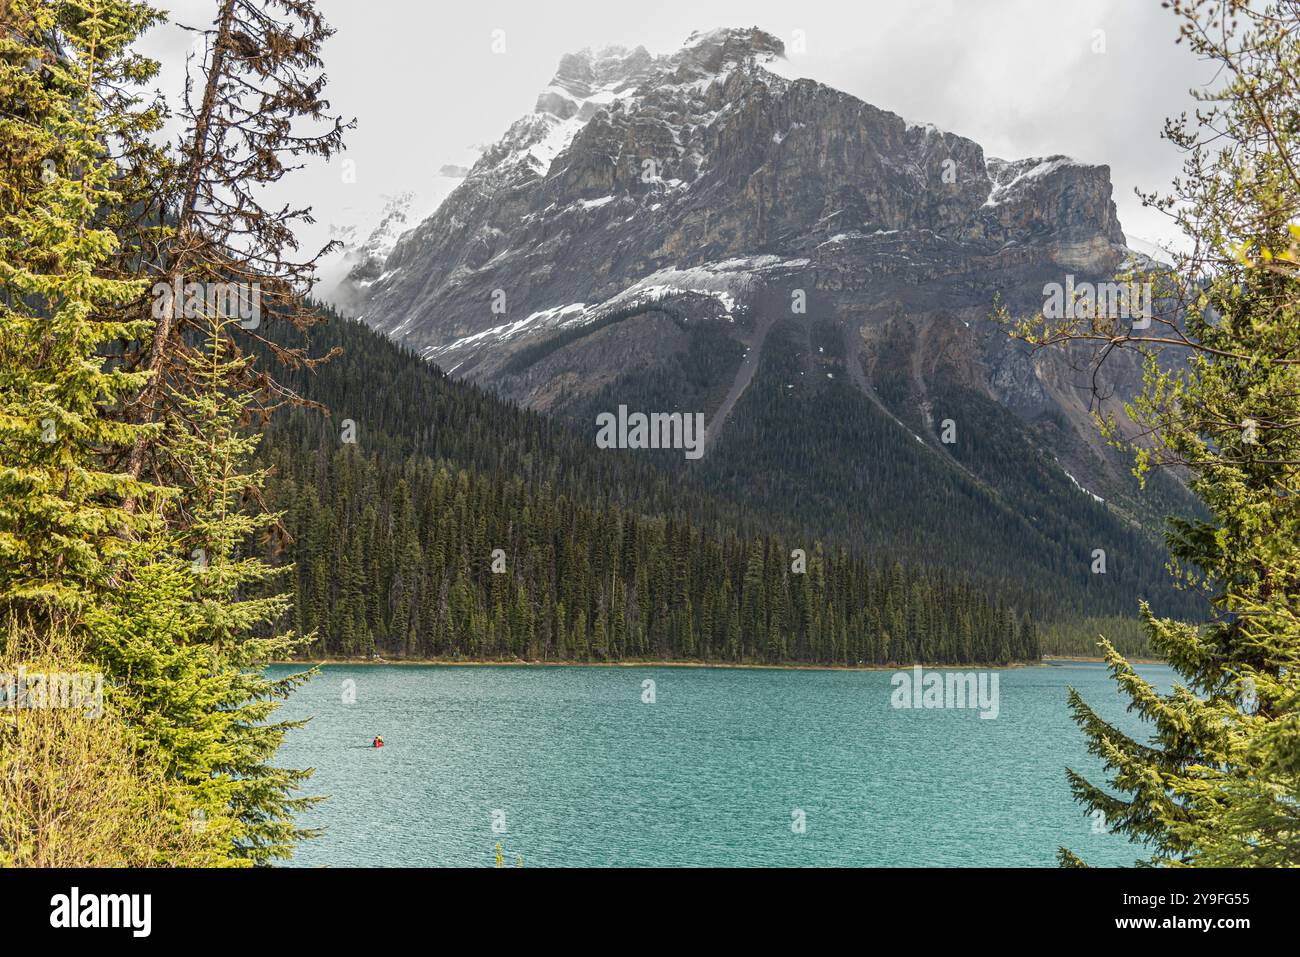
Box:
[125,0,237,496]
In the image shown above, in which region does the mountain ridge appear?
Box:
[327,26,1197,618]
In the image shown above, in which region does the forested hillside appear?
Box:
[558,314,1200,622]
[254,311,1038,663]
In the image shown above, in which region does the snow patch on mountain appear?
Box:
[422,252,807,368]
[610,260,771,316]
[1061,463,1105,503]
[983,155,1085,208]
[423,303,590,364]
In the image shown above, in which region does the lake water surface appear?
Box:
[272,660,1172,867]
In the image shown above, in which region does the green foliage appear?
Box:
[173,318,319,861]
[1011,1,1300,867]
[1,0,331,865]
[254,314,1039,666]
[270,450,1040,666]
[0,618,227,867]
[0,0,164,619]
[83,315,319,863]
[1038,617,1161,660]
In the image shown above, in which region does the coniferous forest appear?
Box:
[256,313,1040,664]
[268,440,1040,664]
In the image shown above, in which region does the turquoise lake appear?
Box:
[271,660,1173,867]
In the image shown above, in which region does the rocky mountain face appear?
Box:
[323,192,416,317]
[345,26,1190,604]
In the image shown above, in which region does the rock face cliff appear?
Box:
[346,27,1188,593]
[359,28,1126,345]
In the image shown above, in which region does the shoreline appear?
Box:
[268,655,1164,671]
[1041,654,1166,665]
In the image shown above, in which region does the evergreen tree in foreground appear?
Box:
[2,0,334,864]
[0,0,162,622]
[1,0,226,866]
[1007,0,1300,865]
[89,310,317,863]
[123,0,349,490]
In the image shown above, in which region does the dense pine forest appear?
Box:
[253,311,1042,663]
[263,439,1039,663]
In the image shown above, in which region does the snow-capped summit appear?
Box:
[671,26,785,74]
[354,24,1125,348]
[536,45,656,120]
[328,24,1164,534]
[319,29,798,318]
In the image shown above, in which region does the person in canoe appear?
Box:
[372,735,384,748]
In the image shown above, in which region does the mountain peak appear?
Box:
[353,23,1128,357]
[674,26,785,71]
[535,27,783,122]
[535,47,653,121]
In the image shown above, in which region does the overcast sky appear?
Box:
[138,0,1214,276]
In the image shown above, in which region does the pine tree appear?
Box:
[169,311,318,860]
[123,0,350,489]
[1,0,319,865]
[1006,1,1300,866]
[85,310,318,863]
[0,0,163,622]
